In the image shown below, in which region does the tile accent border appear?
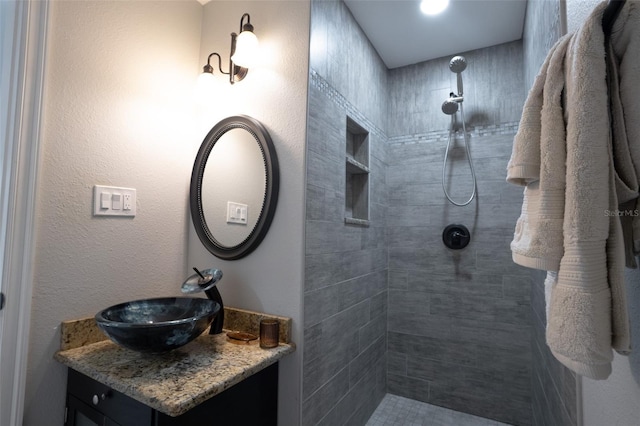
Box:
[310,69,519,146]
[387,121,520,146]
[310,69,386,139]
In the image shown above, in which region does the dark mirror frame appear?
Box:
[190,115,279,260]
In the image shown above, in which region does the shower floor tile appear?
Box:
[365,394,510,426]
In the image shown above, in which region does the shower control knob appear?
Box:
[442,224,470,250]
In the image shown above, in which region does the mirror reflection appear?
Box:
[201,128,266,247]
[190,115,279,260]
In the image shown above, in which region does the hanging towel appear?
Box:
[507,34,571,271]
[607,1,640,266]
[507,1,631,380]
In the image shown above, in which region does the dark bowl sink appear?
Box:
[95,297,221,353]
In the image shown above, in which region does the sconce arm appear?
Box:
[239,13,251,32]
[206,52,230,76]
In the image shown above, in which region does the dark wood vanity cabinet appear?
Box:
[64,363,278,426]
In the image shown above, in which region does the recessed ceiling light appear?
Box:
[420,0,449,15]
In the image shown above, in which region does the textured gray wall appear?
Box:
[303,1,389,425]
[309,0,389,131]
[303,81,388,426]
[388,40,525,137]
[385,40,533,426]
[523,0,565,89]
[386,128,535,426]
[521,1,577,426]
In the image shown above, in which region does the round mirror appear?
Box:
[190,115,279,260]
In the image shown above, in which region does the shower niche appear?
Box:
[344,116,370,226]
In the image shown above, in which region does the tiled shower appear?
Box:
[304,0,578,425]
[384,41,533,426]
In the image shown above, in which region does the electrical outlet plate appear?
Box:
[93,185,136,217]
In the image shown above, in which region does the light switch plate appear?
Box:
[226,201,248,225]
[93,185,136,217]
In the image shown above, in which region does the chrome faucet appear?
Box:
[182,267,224,334]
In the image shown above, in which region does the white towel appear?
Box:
[608,1,640,265]
[507,34,571,271]
[507,1,631,380]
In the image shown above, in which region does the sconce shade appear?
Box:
[231,30,259,68]
[196,71,216,103]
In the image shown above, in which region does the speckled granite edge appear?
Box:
[61,306,292,350]
[55,334,295,416]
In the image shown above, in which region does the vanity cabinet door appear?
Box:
[66,369,152,426]
[66,395,107,426]
[66,395,123,426]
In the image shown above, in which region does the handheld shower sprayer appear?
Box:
[442,56,467,115]
[441,55,476,206]
[442,92,464,115]
[449,55,467,96]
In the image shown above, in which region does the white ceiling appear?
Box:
[343,0,528,69]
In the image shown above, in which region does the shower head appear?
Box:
[442,98,459,115]
[449,56,467,74]
[449,56,467,96]
[449,56,467,73]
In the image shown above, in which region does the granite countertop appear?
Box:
[54,307,295,417]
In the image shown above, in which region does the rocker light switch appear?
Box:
[100,192,110,209]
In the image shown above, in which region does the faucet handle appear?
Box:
[181,267,223,294]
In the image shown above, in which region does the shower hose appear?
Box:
[442,101,477,206]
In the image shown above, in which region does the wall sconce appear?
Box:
[198,13,259,86]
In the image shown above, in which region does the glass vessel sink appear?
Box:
[95,297,221,353]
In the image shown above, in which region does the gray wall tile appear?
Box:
[388,41,525,137]
[305,248,387,292]
[358,308,386,352]
[387,351,407,376]
[349,336,386,387]
[389,331,477,367]
[522,2,578,425]
[387,373,430,403]
[430,294,531,324]
[385,80,533,424]
[304,2,389,424]
[302,367,350,426]
[303,300,370,400]
[323,358,385,426]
